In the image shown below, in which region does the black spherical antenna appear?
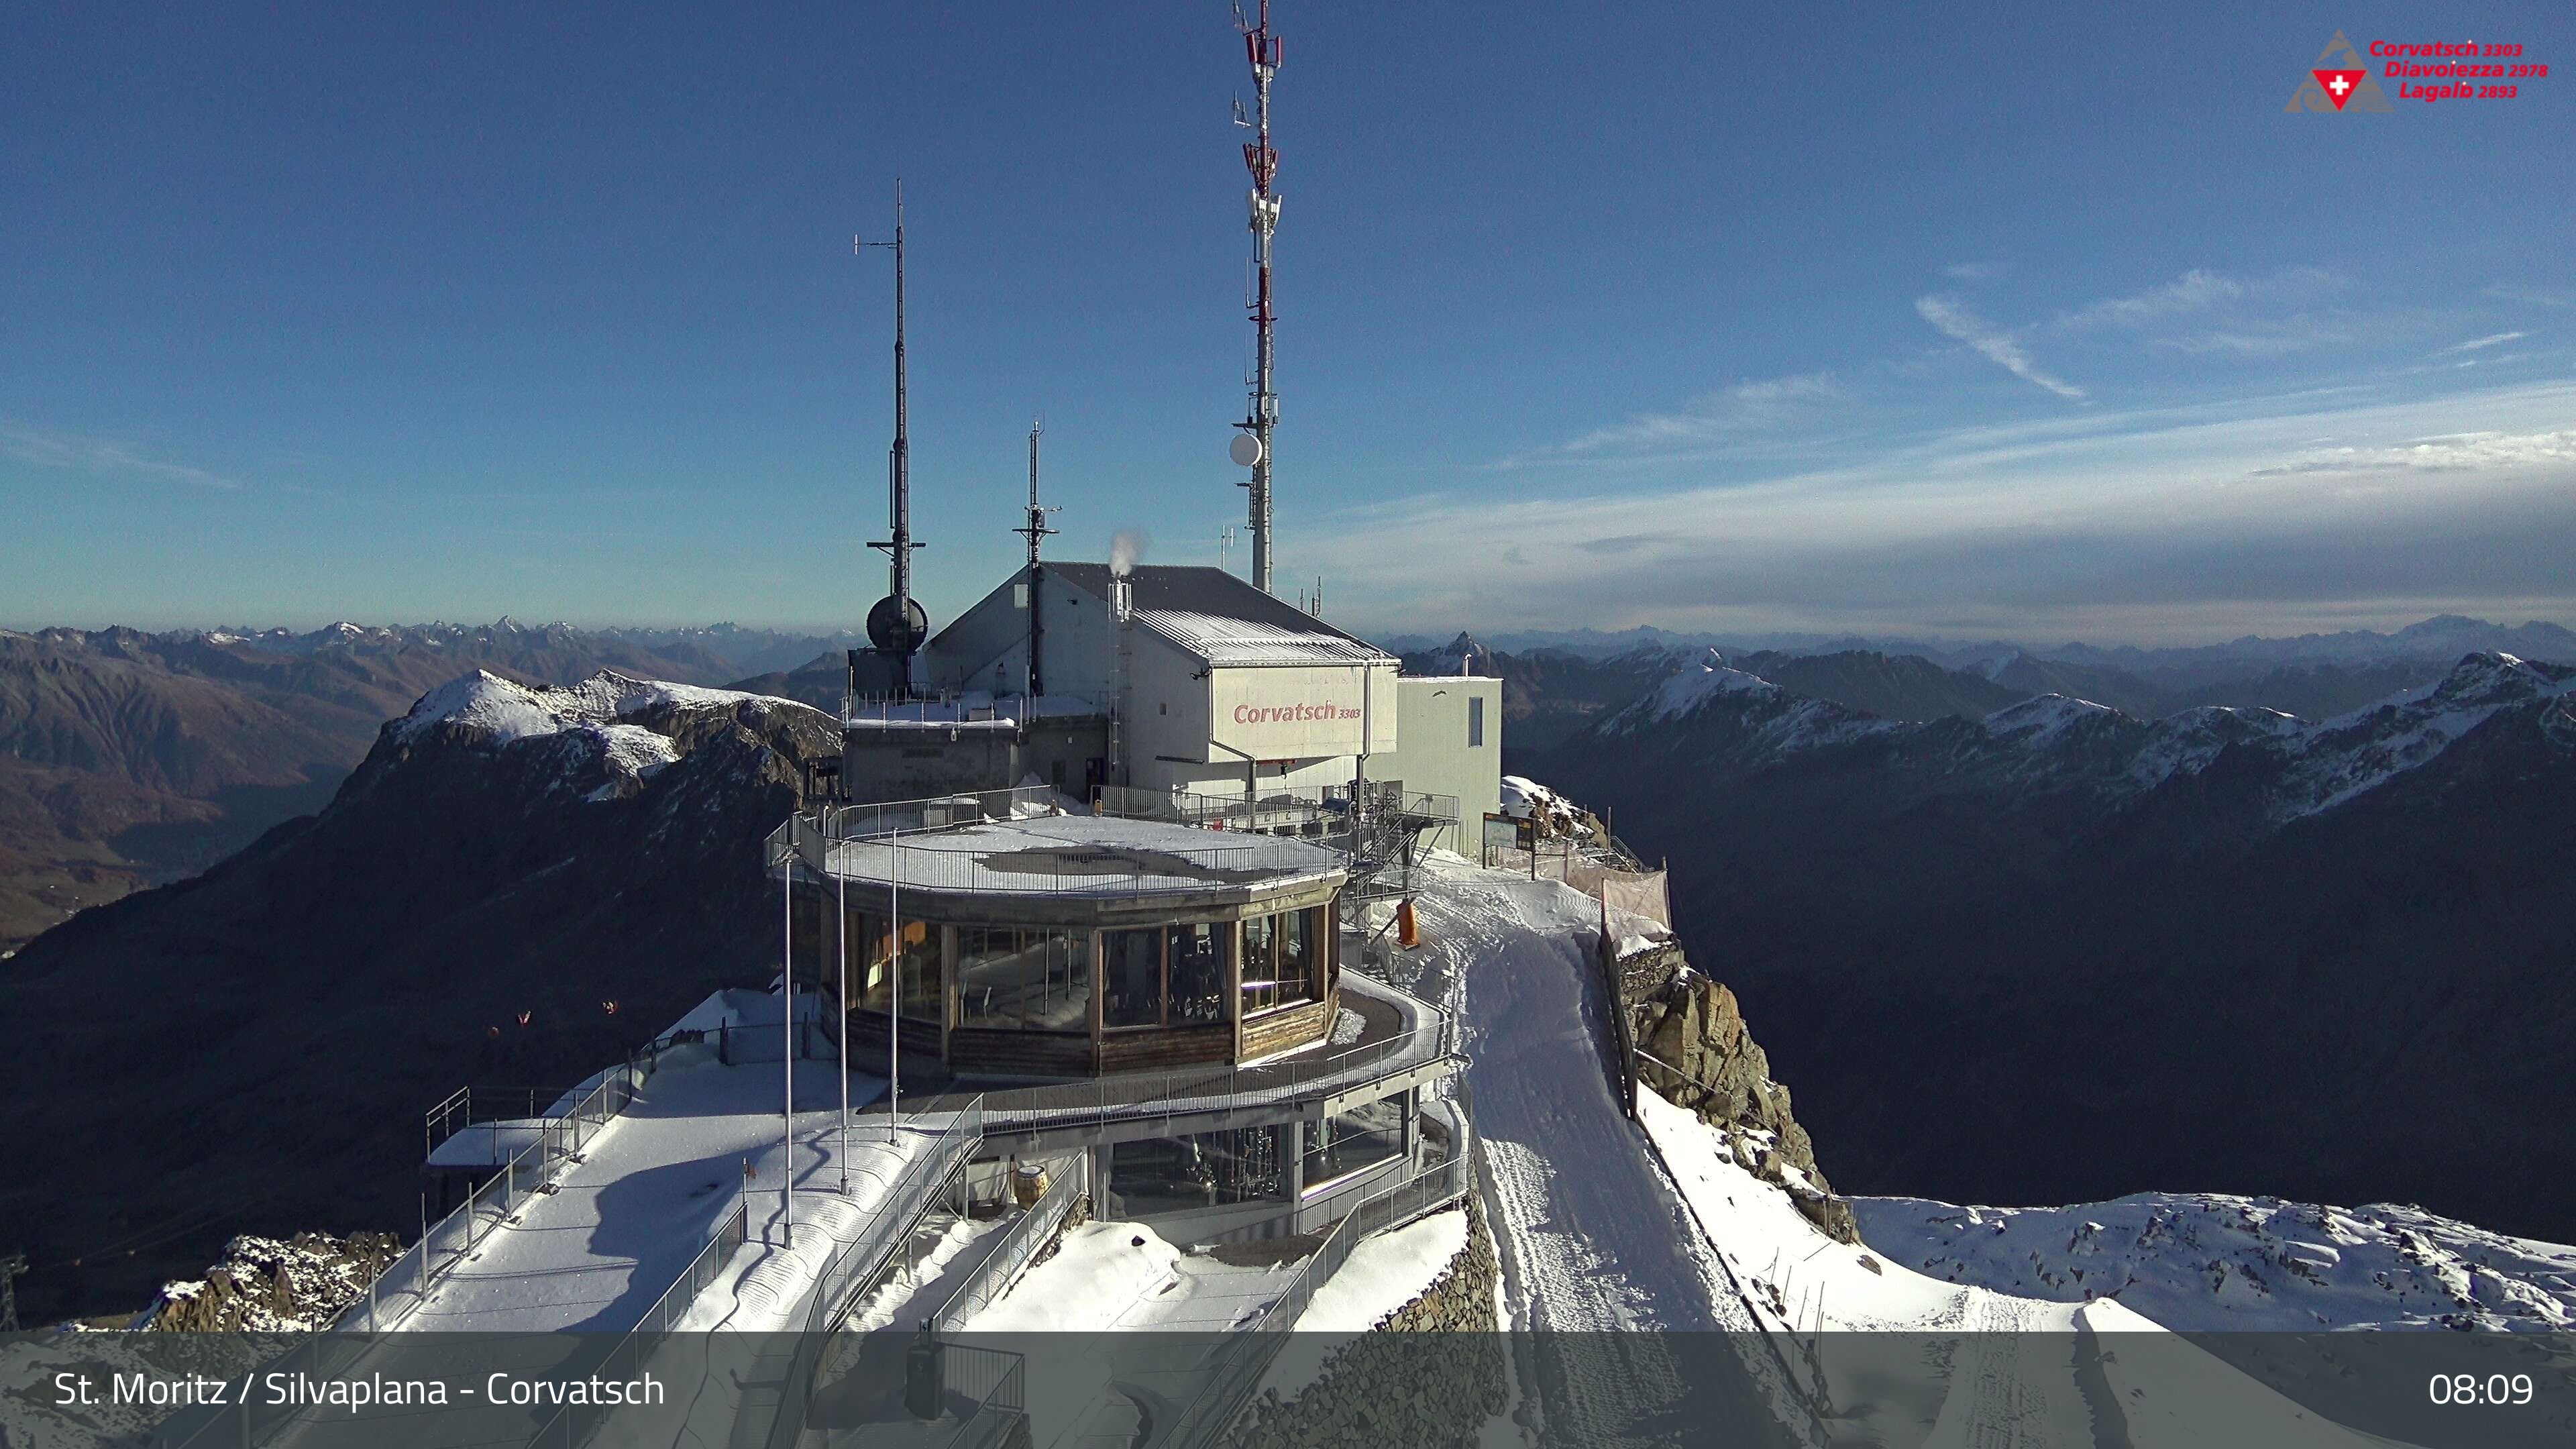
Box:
[866,595,930,655]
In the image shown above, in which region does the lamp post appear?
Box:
[781,852,794,1247]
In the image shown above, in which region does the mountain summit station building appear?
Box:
[838,562,1501,832]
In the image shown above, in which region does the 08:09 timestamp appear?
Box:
[2430,1373,2535,1405]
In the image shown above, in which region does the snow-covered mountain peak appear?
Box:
[1856,1191,2576,1332]
[395,669,814,747]
[1638,655,1782,720]
[1980,692,2121,745]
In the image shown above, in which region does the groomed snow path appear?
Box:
[1409,860,1792,1446]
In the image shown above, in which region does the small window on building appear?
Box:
[855,912,942,1025]
[1241,907,1321,1017]
[1165,921,1231,1024]
[957,926,1092,1031]
[1468,695,1485,747]
[1012,582,1029,608]
[1103,927,1163,1029]
[1302,1097,1405,1191]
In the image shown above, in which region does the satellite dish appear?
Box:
[1229,433,1264,468]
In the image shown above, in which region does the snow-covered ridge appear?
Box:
[394,669,811,747]
[1853,1191,2576,1332]
[1609,649,2575,818]
[390,669,822,802]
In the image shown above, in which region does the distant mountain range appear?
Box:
[1532,649,2576,1243]
[0,669,835,1324]
[1397,616,2557,761]
[0,620,855,951]
[1382,614,2576,671]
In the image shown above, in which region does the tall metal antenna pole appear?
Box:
[1013,421,1057,697]
[1235,1,1282,594]
[857,182,926,696]
[1014,420,1058,572]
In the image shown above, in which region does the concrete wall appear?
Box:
[1368,676,1504,845]
[841,716,1111,803]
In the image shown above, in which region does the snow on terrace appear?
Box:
[954,1221,1316,1445]
[820,813,1344,902]
[399,1010,925,1334]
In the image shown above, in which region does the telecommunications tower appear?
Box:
[856,183,927,696]
[1232,1,1283,594]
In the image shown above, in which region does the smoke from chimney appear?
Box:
[1109,529,1151,577]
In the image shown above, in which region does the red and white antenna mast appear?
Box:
[1232,0,1282,595]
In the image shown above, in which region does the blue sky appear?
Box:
[3,3,2571,644]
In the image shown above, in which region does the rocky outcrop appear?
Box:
[144,1231,403,1331]
[1630,961,1859,1244]
[1220,1195,1505,1449]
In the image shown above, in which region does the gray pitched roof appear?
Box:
[1045,564,1365,640]
[1042,564,1394,668]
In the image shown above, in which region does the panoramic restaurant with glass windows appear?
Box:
[812,813,1350,1077]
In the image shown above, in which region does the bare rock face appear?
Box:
[145,1231,403,1331]
[1633,969,1860,1244]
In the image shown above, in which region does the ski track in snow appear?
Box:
[1409,861,1778,1446]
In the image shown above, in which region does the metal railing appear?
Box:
[526,1200,751,1449]
[889,1013,1454,1134]
[1158,1148,1478,1448]
[929,1153,1091,1338]
[933,1346,1026,1449]
[422,1083,596,1162]
[821,786,1067,841]
[1097,781,1459,837]
[154,1053,667,1449]
[819,833,1285,899]
[759,1097,988,1449]
[364,1056,655,1334]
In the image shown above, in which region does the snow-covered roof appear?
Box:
[1130,608,1393,667]
[820,813,1345,902]
[1042,563,1396,669]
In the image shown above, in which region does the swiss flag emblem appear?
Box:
[2312,68,2365,109]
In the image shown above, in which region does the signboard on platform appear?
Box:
[1205,662,1397,761]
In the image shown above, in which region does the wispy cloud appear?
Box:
[2438,331,2528,355]
[2049,267,2350,359]
[1496,370,1847,468]
[1943,262,2006,282]
[2485,284,2574,310]
[1306,378,2576,641]
[1913,294,2085,400]
[0,423,236,490]
[2249,429,2576,475]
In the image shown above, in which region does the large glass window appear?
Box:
[855,912,942,1024]
[1110,1126,1286,1212]
[955,926,1093,1031]
[1301,1098,1405,1191]
[1166,922,1231,1025]
[1241,906,1322,1016]
[1102,928,1162,1029]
